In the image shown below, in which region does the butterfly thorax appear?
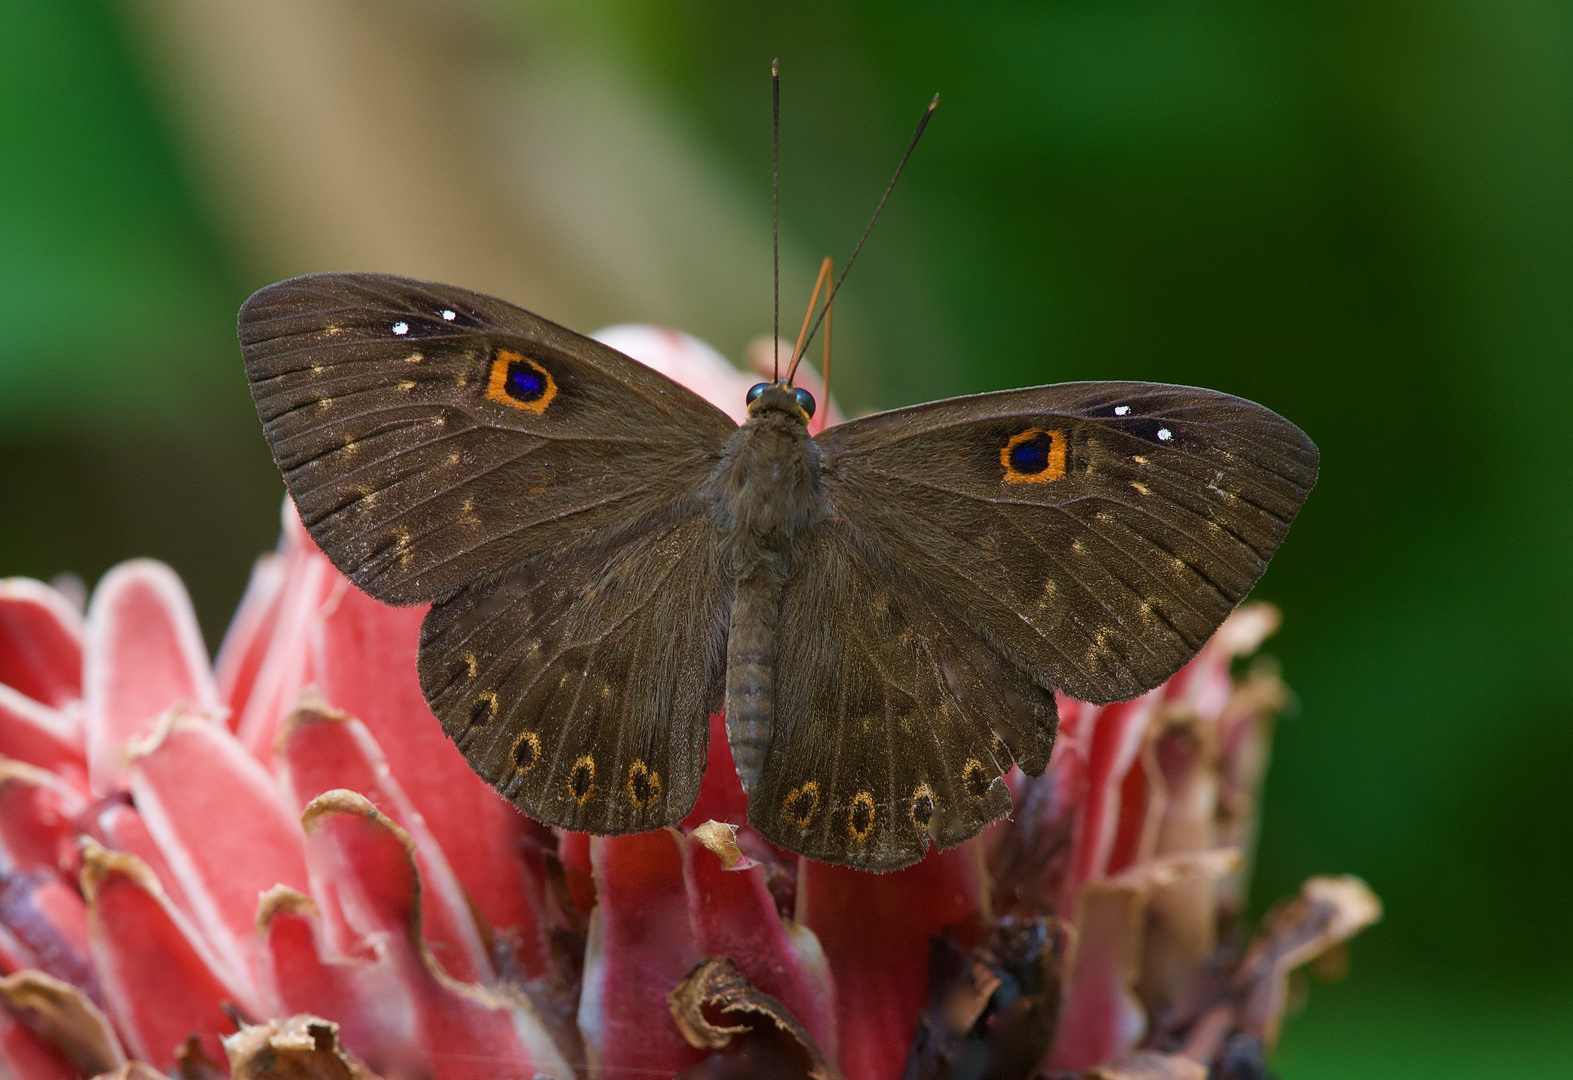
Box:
[702,383,827,792]
[702,384,826,582]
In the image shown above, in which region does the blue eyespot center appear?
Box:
[505,361,547,402]
[746,382,767,405]
[794,387,816,418]
[1009,432,1054,474]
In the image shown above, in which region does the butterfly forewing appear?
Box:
[238,273,736,603]
[816,381,1318,704]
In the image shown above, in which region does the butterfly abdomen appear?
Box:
[725,575,781,792]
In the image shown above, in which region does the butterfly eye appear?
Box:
[746,383,768,405]
[793,387,816,418]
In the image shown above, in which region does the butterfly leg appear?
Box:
[725,573,782,792]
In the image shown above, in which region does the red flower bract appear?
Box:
[0,328,1376,1080]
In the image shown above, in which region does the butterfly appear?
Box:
[239,272,1317,872]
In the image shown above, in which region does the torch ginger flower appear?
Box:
[0,327,1376,1079]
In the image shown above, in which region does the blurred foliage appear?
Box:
[0,0,282,640]
[0,2,1569,1075]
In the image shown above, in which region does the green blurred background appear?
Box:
[1,2,1568,1074]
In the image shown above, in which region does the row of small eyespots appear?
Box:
[461,691,665,813]
[781,759,995,842]
[550,749,663,809]
[457,690,993,836]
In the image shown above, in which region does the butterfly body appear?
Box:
[240,272,1318,872]
[703,382,838,794]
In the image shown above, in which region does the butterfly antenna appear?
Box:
[772,58,781,382]
[796,91,938,360]
[812,261,834,435]
[787,256,834,382]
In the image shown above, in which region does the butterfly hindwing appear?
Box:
[239,272,736,604]
[417,498,729,833]
[816,381,1318,704]
[749,520,1058,870]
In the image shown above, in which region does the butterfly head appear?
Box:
[746,381,816,424]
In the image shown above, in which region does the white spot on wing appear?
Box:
[1157,427,1173,441]
[1114,405,1130,416]
[441,309,456,321]
[392,321,409,336]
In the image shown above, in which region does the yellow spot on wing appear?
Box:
[625,760,662,808]
[961,759,991,798]
[783,781,819,828]
[512,731,541,774]
[469,690,498,727]
[910,783,935,830]
[569,755,596,804]
[1037,578,1058,610]
[846,791,876,841]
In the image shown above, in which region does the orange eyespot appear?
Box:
[910,784,936,830]
[486,350,557,413]
[847,791,876,841]
[568,755,595,804]
[512,731,541,774]
[962,758,992,799]
[1001,428,1067,483]
[783,781,820,828]
[625,761,662,808]
[468,691,498,728]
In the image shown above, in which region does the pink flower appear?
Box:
[0,329,1377,1080]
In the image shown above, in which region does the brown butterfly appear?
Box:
[239,272,1316,871]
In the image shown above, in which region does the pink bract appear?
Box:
[0,327,1374,1079]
